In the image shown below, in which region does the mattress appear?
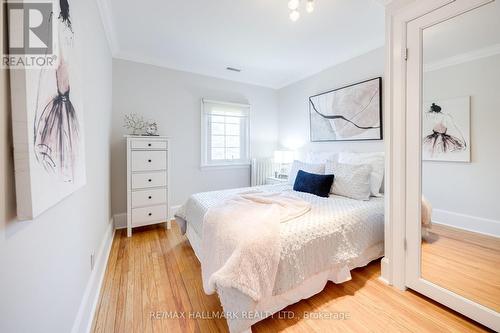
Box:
[176,184,384,295]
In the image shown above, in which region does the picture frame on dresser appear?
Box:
[126,135,170,237]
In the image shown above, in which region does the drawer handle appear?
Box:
[148,196,152,199]
[148,143,152,147]
[148,159,152,163]
[148,213,152,216]
[148,179,152,182]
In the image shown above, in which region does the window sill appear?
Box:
[200,163,251,171]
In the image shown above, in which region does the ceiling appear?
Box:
[98,0,386,89]
[423,0,500,66]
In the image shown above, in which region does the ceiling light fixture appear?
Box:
[306,0,315,13]
[288,0,300,10]
[289,10,300,22]
[288,0,315,22]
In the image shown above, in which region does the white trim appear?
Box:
[374,0,394,5]
[200,99,251,168]
[384,0,459,290]
[379,257,391,285]
[113,212,127,229]
[113,45,386,90]
[202,99,250,108]
[431,209,500,237]
[114,52,278,89]
[71,218,115,333]
[424,43,500,72]
[200,163,251,170]
[169,205,182,220]
[94,0,119,55]
[401,0,500,331]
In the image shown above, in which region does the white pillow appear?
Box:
[288,160,325,185]
[306,152,338,164]
[338,152,384,197]
[325,160,372,201]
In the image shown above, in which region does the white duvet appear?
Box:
[202,191,311,301]
[176,184,384,295]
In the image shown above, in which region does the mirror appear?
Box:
[421,1,500,312]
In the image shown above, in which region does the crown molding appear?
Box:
[95,0,119,55]
[374,0,394,6]
[114,42,384,90]
[113,51,279,89]
[424,43,500,72]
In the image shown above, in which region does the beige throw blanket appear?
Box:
[201,191,311,301]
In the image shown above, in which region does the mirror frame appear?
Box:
[404,0,499,330]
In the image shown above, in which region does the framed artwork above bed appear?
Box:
[309,77,383,142]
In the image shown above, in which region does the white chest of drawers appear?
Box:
[126,136,169,237]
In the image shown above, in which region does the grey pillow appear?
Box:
[325,160,372,200]
[288,160,325,185]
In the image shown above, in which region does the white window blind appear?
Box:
[201,99,250,167]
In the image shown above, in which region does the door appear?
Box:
[405,0,500,330]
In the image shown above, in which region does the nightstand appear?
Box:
[266,177,289,185]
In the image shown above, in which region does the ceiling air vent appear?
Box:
[226,67,242,72]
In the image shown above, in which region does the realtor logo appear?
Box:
[3,1,56,68]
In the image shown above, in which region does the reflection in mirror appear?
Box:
[421,1,500,312]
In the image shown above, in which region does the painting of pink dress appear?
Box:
[9,0,86,219]
[422,97,470,162]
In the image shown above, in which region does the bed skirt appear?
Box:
[184,222,383,333]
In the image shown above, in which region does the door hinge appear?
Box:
[404,238,407,250]
[404,48,408,61]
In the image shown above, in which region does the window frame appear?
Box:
[201,99,251,169]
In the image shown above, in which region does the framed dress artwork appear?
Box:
[422,97,470,162]
[9,0,86,219]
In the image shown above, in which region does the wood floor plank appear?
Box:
[132,229,144,333]
[140,228,155,333]
[114,233,129,333]
[91,228,122,333]
[422,229,500,312]
[123,233,135,333]
[150,226,185,333]
[92,224,493,333]
[163,223,223,332]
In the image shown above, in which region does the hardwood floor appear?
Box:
[422,224,500,312]
[92,224,492,333]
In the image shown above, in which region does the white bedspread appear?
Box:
[202,192,311,301]
[176,184,384,295]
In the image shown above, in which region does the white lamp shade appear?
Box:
[274,150,295,164]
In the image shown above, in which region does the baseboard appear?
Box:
[379,257,391,285]
[71,217,116,333]
[113,212,127,229]
[170,205,181,219]
[113,205,181,230]
[432,209,500,237]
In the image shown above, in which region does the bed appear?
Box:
[175,183,384,333]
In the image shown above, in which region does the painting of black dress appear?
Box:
[422,97,470,162]
[9,0,86,219]
[309,77,382,141]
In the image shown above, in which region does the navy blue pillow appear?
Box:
[293,170,334,198]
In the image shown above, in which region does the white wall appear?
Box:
[422,54,500,235]
[276,47,385,156]
[0,0,113,332]
[111,59,279,216]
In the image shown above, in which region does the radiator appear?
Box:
[251,158,274,186]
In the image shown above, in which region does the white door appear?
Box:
[405,0,500,330]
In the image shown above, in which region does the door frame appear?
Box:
[383,0,457,290]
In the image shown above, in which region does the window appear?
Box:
[201,99,250,167]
